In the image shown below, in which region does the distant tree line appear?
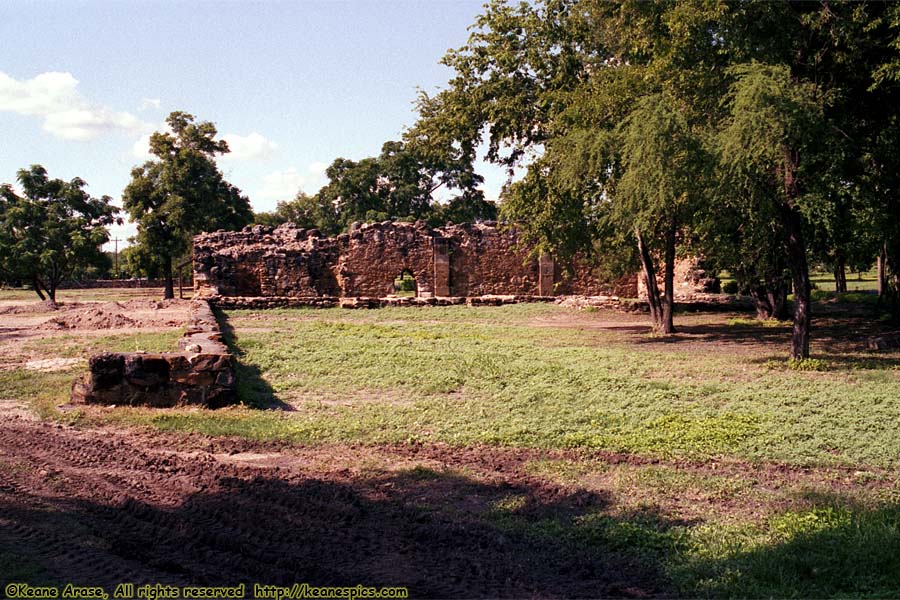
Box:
[1,114,498,301]
[253,139,497,235]
[0,166,120,302]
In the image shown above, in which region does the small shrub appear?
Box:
[787,358,829,372]
[723,280,739,295]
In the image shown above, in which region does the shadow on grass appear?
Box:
[749,353,900,371]
[678,494,900,598]
[629,307,900,362]
[215,309,292,411]
[6,457,900,598]
[1,464,669,598]
[629,322,791,347]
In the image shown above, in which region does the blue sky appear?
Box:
[0,0,509,248]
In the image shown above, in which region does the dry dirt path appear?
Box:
[0,410,665,598]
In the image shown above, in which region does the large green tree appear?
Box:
[122,112,253,299]
[413,0,900,358]
[0,165,119,301]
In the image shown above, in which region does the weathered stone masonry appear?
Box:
[70,299,237,408]
[193,221,637,300]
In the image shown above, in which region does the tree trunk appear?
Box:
[893,273,900,322]
[661,221,676,334]
[888,248,900,321]
[636,228,663,332]
[770,282,789,321]
[163,255,175,300]
[749,285,773,320]
[778,147,811,360]
[878,243,887,299]
[833,253,847,294]
[780,202,811,359]
[31,275,46,302]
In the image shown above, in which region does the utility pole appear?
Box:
[112,238,120,278]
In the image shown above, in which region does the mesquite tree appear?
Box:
[0,165,119,301]
[123,112,253,299]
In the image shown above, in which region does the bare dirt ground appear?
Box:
[0,295,190,370]
[3,404,894,598]
[0,408,665,598]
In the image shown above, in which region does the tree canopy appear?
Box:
[0,165,119,302]
[256,140,497,235]
[410,0,900,358]
[123,111,253,298]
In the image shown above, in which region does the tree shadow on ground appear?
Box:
[215,309,292,411]
[4,434,900,598]
[628,321,791,347]
[677,492,900,598]
[628,306,900,361]
[1,464,672,598]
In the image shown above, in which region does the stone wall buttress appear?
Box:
[433,236,450,297]
[539,253,555,296]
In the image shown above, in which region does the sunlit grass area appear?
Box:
[4,302,900,597]
[16,302,889,469]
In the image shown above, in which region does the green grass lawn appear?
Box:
[3,302,900,597]
[136,304,899,469]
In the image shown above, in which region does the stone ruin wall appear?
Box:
[71,299,237,408]
[193,221,638,300]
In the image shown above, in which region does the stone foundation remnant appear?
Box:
[192,221,638,302]
[70,299,236,408]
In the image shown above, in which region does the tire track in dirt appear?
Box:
[0,416,669,597]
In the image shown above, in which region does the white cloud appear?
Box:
[220,132,278,161]
[132,128,280,163]
[43,107,144,142]
[256,163,328,203]
[132,133,154,160]
[0,70,150,141]
[139,98,161,111]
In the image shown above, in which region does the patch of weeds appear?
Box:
[679,504,900,597]
[763,357,830,372]
[399,465,442,481]
[564,413,760,458]
[574,512,681,556]
[0,459,31,477]
[727,317,789,328]
[630,466,751,501]
[0,370,72,419]
[525,458,605,485]
[490,494,529,514]
[787,358,829,372]
[812,290,880,305]
[22,330,182,359]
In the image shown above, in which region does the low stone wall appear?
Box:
[206,294,561,310]
[70,299,236,408]
[210,296,340,310]
[58,279,173,289]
